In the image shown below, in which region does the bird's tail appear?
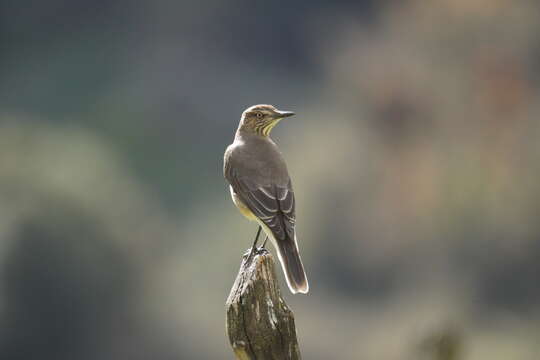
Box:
[275,235,309,294]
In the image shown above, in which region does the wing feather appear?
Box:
[225,166,295,241]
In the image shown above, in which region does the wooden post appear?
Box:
[226,248,302,360]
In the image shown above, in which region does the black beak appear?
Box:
[275,110,295,118]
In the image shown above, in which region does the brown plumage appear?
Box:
[224,104,309,294]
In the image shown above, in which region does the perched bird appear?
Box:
[224,104,309,294]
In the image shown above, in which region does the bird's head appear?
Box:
[239,104,295,136]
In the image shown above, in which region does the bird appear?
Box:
[224,104,309,294]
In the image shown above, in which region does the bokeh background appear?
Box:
[2,1,540,359]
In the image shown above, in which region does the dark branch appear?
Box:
[226,248,301,360]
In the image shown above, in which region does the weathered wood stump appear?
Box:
[226,248,301,360]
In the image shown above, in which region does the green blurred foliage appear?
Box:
[1,0,540,359]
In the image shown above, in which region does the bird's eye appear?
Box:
[256,112,263,118]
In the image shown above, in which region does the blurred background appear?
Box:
[1,0,540,359]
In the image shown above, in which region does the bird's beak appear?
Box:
[275,110,295,118]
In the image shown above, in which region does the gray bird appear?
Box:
[224,104,309,294]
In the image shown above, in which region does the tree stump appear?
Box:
[226,247,301,360]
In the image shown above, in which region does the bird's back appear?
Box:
[225,132,290,188]
[223,106,308,294]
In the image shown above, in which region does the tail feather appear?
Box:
[275,236,309,294]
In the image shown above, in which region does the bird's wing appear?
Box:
[225,165,295,241]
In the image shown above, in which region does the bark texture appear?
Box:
[226,248,301,360]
